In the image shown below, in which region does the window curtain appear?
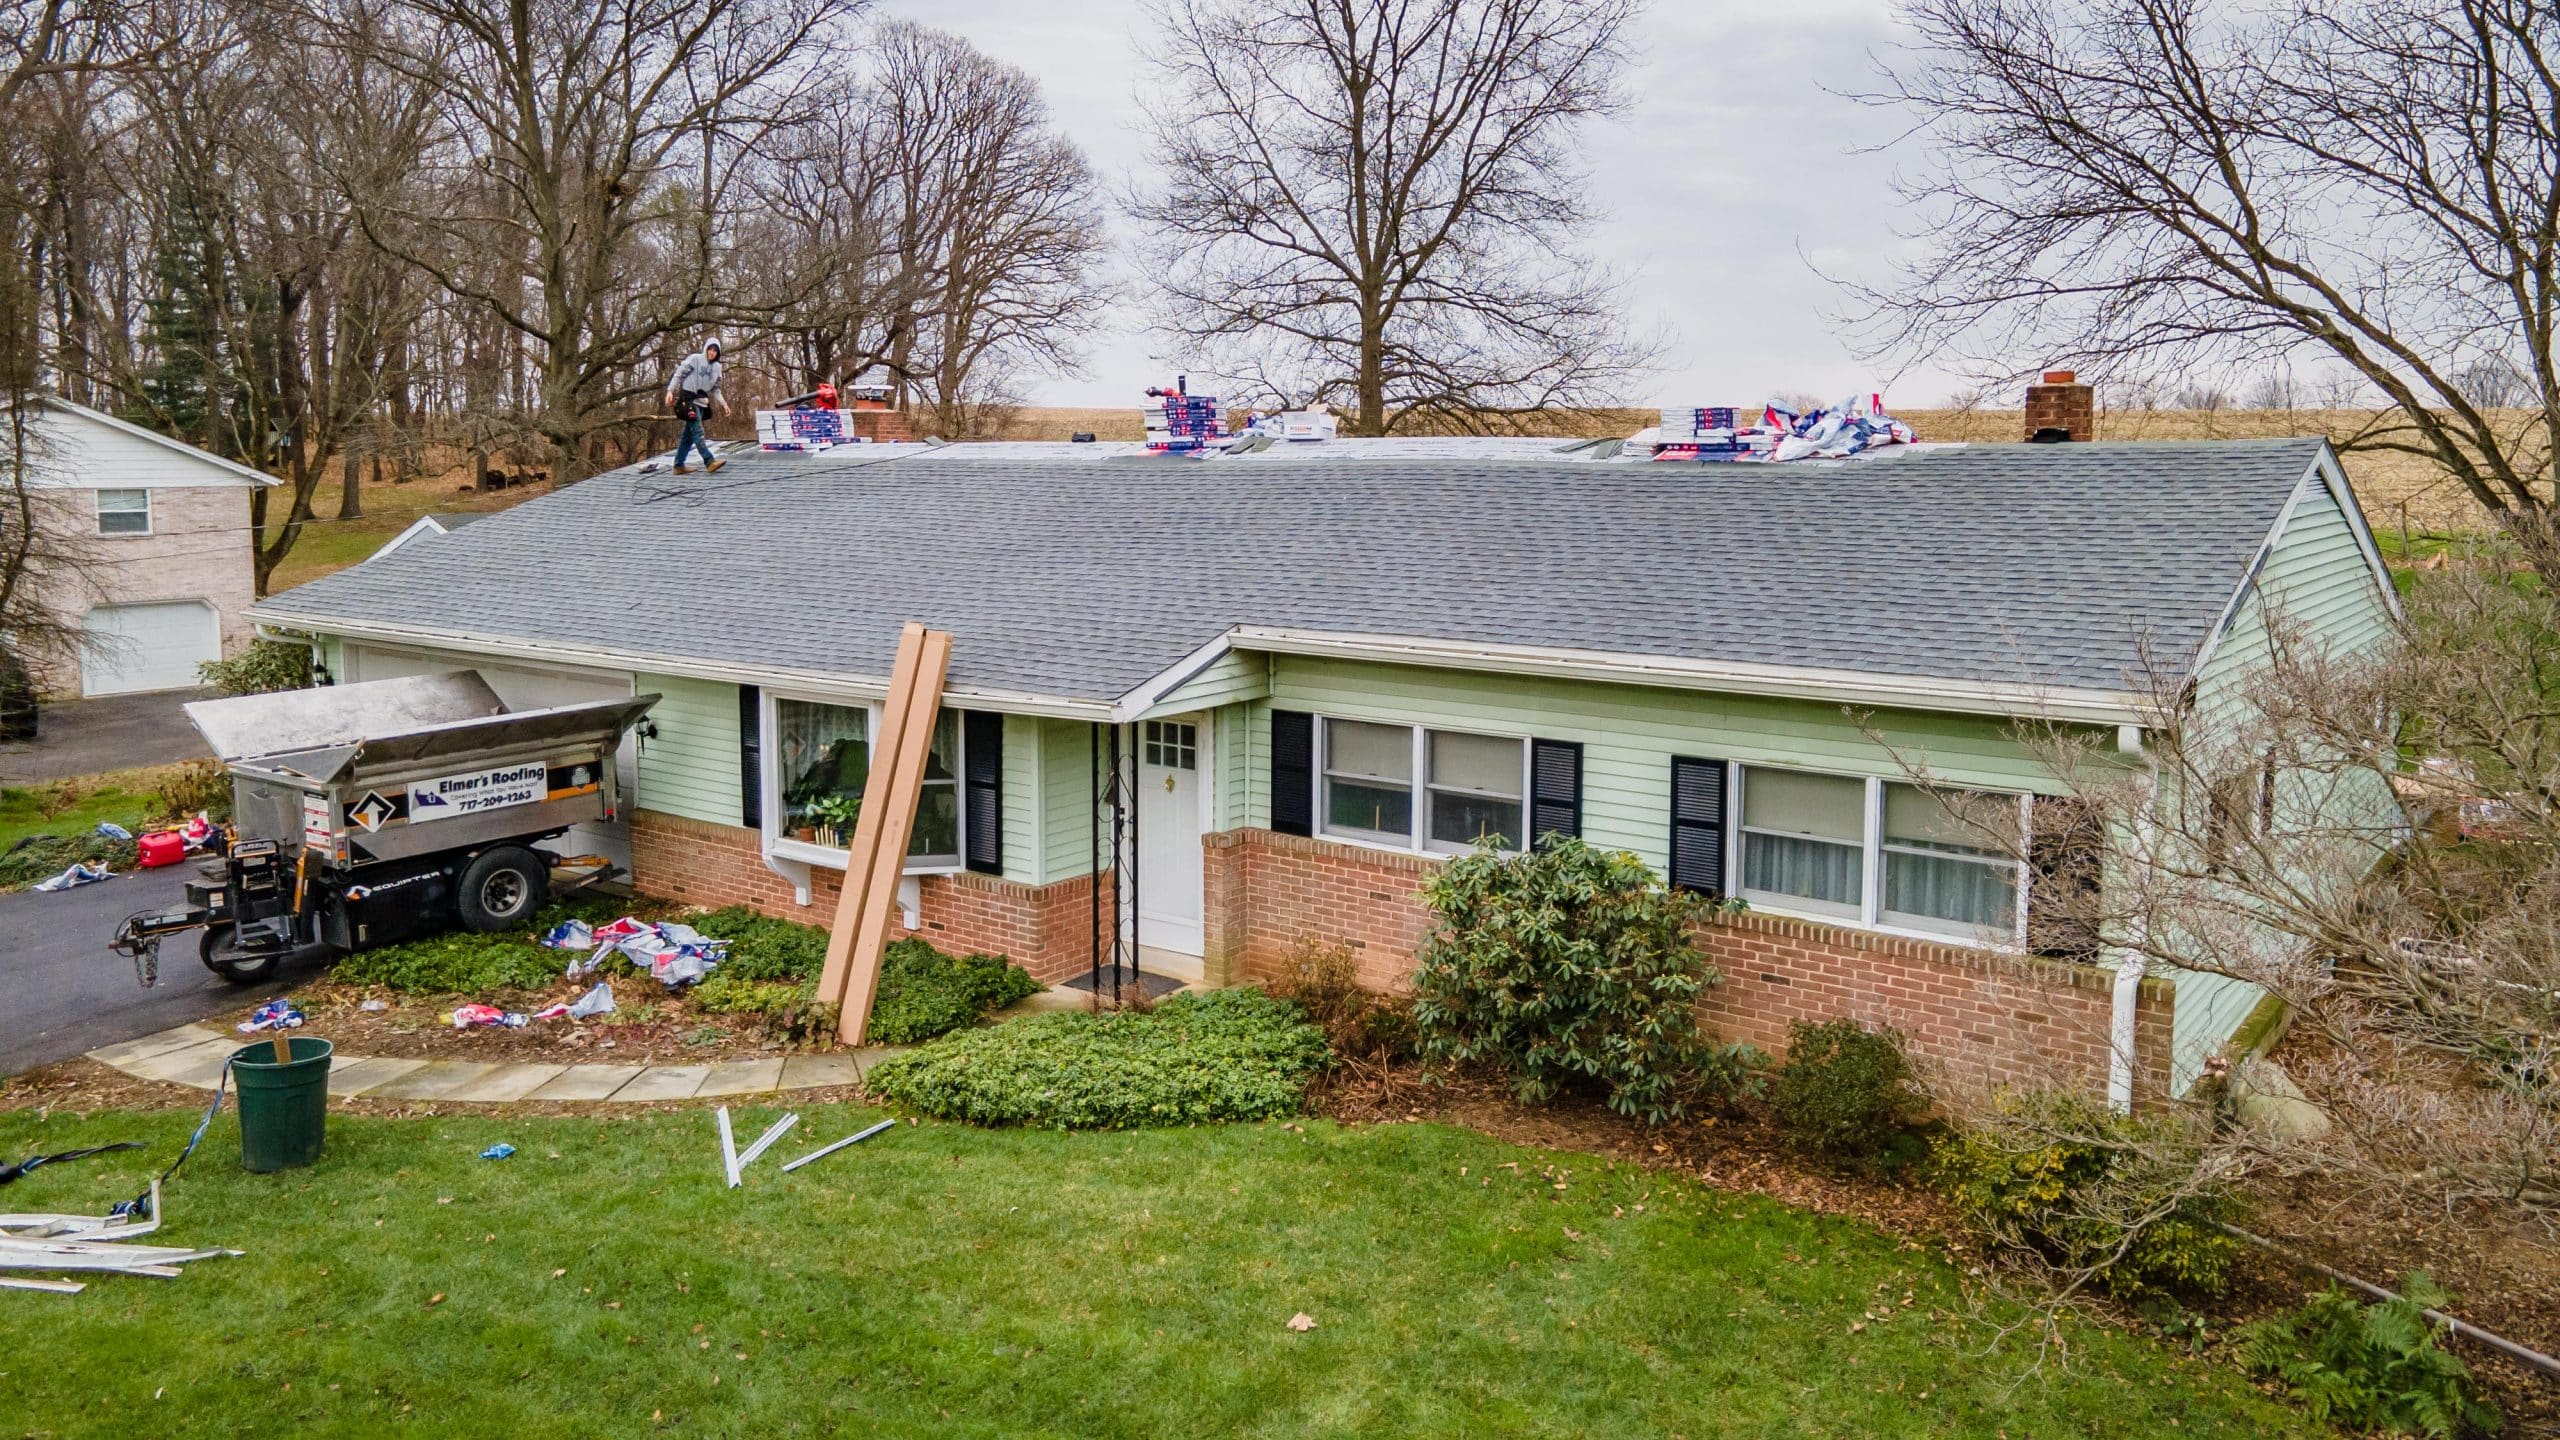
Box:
[1884,852,2017,930]
[1743,832,1862,906]
[777,700,868,839]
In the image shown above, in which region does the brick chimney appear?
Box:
[2023,370,2094,443]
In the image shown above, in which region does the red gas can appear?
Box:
[136,830,186,868]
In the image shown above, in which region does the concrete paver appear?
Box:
[325,1056,431,1097]
[610,1065,710,1102]
[440,1062,570,1103]
[86,1023,226,1070]
[121,1035,243,1087]
[695,1058,785,1098]
[524,1064,646,1101]
[367,1062,499,1102]
[778,1052,873,1090]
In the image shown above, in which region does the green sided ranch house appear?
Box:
[250,429,2400,1108]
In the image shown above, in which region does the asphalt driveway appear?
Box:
[0,689,214,784]
[0,864,303,1077]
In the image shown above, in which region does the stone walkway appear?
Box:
[86,1023,889,1104]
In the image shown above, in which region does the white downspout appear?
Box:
[2109,723,2154,1113]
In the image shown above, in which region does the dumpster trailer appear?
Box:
[111,672,658,986]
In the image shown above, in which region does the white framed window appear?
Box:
[1318,717,1525,855]
[1732,765,2028,945]
[1739,767,1867,920]
[1321,718,1413,846]
[97,489,151,536]
[1426,730,1525,854]
[763,691,963,872]
[1880,783,2022,940]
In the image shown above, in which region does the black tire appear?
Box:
[201,923,281,984]
[457,846,548,933]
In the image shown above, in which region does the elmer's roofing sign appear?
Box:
[408,761,549,822]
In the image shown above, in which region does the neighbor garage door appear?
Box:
[81,600,220,696]
[341,645,637,871]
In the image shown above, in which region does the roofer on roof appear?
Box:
[665,338,730,475]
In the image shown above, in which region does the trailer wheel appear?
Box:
[201,923,281,984]
[458,847,548,933]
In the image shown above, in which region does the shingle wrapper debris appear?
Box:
[1655,393,1917,463]
[252,438,2334,704]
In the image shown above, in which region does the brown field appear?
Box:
[990,403,2507,535]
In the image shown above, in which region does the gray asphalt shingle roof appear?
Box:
[253,437,2332,705]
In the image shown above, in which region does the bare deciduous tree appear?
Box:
[1131,0,1656,435]
[1858,0,2560,567]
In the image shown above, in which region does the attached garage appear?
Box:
[80,599,221,696]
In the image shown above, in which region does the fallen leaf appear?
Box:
[426,1293,445,1307]
[551,1268,566,1279]
[1286,1312,1317,1332]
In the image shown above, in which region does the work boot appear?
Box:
[670,464,692,475]
[705,458,726,474]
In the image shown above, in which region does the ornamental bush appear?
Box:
[198,638,312,696]
[1410,838,1740,1124]
[866,939,1044,1044]
[2235,1273,2501,1437]
[1769,1018,1925,1162]
[1933,1089,2240,1300]
[867,989,1328,1129]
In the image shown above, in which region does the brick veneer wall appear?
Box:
[630,808,1110,984]
[1200,826,2176,1107]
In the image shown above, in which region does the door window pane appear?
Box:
[1426,730,1522,853]
[1323,719,1413,844]
[777,699,868,846]
[1143,720,1197,770]
[1740,767,1865,917]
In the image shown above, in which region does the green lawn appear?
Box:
[0,764,188,852]
[0,1105,2313,1438]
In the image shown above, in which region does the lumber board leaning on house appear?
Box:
[819,622,953,1045]
[815,622,929,1007]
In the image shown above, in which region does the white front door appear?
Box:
[1136,715,1207,956]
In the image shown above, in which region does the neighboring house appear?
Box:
[9,397,278,697]
[249,380,2401,1107]
[369,512,491,562]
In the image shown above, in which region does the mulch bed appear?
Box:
[264,984,821,1067]
[0,1055,867,1123]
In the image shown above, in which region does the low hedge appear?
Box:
[866,989,1329,1129]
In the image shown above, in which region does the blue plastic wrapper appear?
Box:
[481,1143,516,1161]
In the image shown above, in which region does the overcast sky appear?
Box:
[876,0,1968,411]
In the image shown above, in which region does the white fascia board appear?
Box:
[243,612,1117,721]
[1110,632,1241,722]
[1226,626,2152,725]
[367,516,448,562]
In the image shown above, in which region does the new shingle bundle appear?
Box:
[757,408,854,452]
[1142,387,1230,454]
[1653,392,1916,463]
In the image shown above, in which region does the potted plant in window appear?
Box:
[807,793,860,849]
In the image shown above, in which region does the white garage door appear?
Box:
[342,645,637,871]
[82,600,219,696]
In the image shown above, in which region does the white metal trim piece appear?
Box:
[733,1113,800,1174]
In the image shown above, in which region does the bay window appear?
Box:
[1319,717,1525,854]
[765,693,963,870]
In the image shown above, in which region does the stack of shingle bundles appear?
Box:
[756,408,854,452]
[1142,389,1230,454]
[1651,406,1776,462]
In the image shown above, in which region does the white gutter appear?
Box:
[247,612,1117,722]
[1228,626,2154,725]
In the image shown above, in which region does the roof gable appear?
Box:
[19,398,281,488]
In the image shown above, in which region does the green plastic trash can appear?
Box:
[231,1037,332,1172]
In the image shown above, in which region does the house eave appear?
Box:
[1225,625,2154,725]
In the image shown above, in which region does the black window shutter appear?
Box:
[1270,710,1314,836]
[964,710,1003,875]
[1668,756,1728,895]
[2027,794,2102,962]
[738,684,762,829]
[1529,738,1582,849]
